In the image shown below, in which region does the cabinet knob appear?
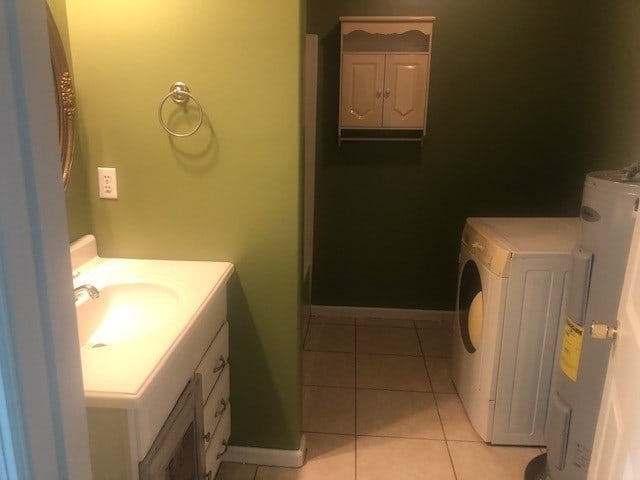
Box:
[213,355,226,373]
[384,88,391,98]
[202,471,212,480]
[203,431,211,443]
[376,90,382,98]
[215,398,228,418]
[349,109,365,120]
[216,440,229,460]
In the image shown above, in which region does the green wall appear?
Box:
[308,1,640,310]
[64,0,303,450]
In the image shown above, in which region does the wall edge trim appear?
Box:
[222,434,307,468]
[310,305,455,321]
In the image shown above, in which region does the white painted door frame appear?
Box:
[588,212,640,479]
[0,0,91,478]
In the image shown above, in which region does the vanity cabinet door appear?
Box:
[139,375,206,480]
[382,54,429,129]
[340,54,385,127]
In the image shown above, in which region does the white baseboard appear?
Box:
[310,305,455,323]
[223,434,307,467]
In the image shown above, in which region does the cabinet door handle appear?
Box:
[384,88,391,98]
[376,90,382,98]
[203,431,211,443]
[215,398,228,418]
[216,440,229,459]
[213,356,226,373]
[349,109,365,120]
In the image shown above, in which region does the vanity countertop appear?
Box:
[71,235,233,409]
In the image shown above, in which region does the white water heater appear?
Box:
[530,170,640,480]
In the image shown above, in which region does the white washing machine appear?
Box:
[452,217,579,446]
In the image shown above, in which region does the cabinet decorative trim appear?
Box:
[343,31,430,53]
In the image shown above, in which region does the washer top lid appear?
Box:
[586,170,640,195]
[465,217,580,254]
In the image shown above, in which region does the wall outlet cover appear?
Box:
[98,167,118,199]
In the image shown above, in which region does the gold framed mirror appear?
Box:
[46,4,75,190]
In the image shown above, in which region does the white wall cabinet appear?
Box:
[339,16,435,142]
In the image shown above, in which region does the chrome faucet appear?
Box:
[74,284,100,301]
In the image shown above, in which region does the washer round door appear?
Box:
[458,260,484,354]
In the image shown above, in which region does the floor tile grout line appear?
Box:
[354,432,447,442]
[420,317,459,480]
[303,385,356,391]
[309,322,357,328]
[302,429,452,442]
[415,319,436,392]
[355,433,485,445]
[354,323,358,480]
[356,351,428,358]
[355,386,433,394]
[355,352,424,357]
[304,348,357,354]
[355,323,416,329]
[302,316,314,351]
[433,392,460,480]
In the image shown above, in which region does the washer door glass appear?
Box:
[458,260,484,353]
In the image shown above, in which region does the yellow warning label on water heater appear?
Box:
[560,317,584,382]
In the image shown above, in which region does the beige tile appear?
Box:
[418,328,453,357]
[425,357,456,393]
[357,436,455,480]
[435,394,482,441]
[303,386,355,434]
[355,317,414,328]
[255,433,355,480]
[304,324,355,353]
[303,351,355,387]
[310,314,355,325]
[356,354,431,392]
[356,389,443,439]
[215,462,257,480]
[448,441,542,480]
[356,326,421,356]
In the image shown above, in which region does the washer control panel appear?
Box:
[462,223,512,277]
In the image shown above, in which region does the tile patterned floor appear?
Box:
[216,314,542,480]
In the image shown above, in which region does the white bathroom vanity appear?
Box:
[70,235,233,479]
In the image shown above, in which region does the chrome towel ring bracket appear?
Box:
[158,82,204,137]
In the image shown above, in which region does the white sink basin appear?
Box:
[70,235,233,409]
[76,282,181,348]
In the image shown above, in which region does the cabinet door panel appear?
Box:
[341,54,384,127]
[382,54,429,128]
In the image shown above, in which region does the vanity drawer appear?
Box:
[197,321,229,400]
[205,407,231,479]
[203,366,230,450]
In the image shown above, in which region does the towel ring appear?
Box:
[158,82,204,137]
